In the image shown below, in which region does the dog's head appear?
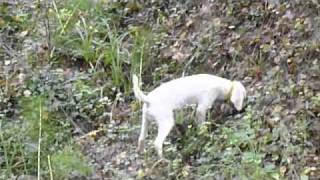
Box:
[230,81,247,111]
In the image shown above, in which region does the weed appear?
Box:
[51,145,92,179]
[103,27,129,91]
[0,95,91,178]
[130,26,153,79]
[51,0,154,93]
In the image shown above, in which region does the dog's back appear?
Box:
[147,74,230,109]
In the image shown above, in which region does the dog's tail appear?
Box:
[132,74,150,104]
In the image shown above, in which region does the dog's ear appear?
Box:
[230,81,246,111]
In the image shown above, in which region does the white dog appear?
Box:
[132,74,246,158]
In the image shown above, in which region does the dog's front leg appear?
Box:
[196,104,210,123]
[196,108,207,123]
[196,95,216,123]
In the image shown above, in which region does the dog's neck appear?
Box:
[225,81,234,102]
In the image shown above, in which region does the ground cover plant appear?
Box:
[0,0,319,179]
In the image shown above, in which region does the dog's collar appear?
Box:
[226,81,234,102]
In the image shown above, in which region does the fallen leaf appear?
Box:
[18,30,28,38]
[280,166,287,176]
[0,17,5,28]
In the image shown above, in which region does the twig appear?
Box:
[79,128,105,140]
[0,121,11,173]
[182,55,196,77]
[47,155,53,180]
[52,0,63,28]
[148,158,169,174]
[37,99,42,180]
[139,38,145,80]
[52,0,80,35]
[0,42,17,58]
[59,3,80,35]
[44,0,52,58]
[60,106,85,135]
[94,53,105,70]
[109,91,120,123]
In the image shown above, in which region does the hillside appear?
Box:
[0,0,319,179]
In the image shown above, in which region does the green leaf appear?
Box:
[242,152,262,164]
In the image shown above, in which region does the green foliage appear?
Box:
[102,28,129,91]
[0,95,90,178]
[51,0,154,93]
[164,105,312,179]
[0,3,32,32]
[21,96,55,143]
[130,26,153,76]
[52,0,106,62]
[51,145,92,179]
[0,121,28,176]
[311,93,320,107]
[71,78,111,121]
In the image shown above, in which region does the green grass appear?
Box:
[0,95,91,179]
[51,0,154,94]
[130,26,153,80]
[51,145,93,179]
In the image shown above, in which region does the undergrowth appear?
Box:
[51,0,154,93]
[160,106,313,180]
[0,95,92,179]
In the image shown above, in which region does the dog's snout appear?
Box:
[240,104,248,113]
[231,104,247,115]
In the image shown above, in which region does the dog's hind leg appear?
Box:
[138,104,148,153]
[154,114,174,159]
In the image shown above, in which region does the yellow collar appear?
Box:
[225,81,234,102]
